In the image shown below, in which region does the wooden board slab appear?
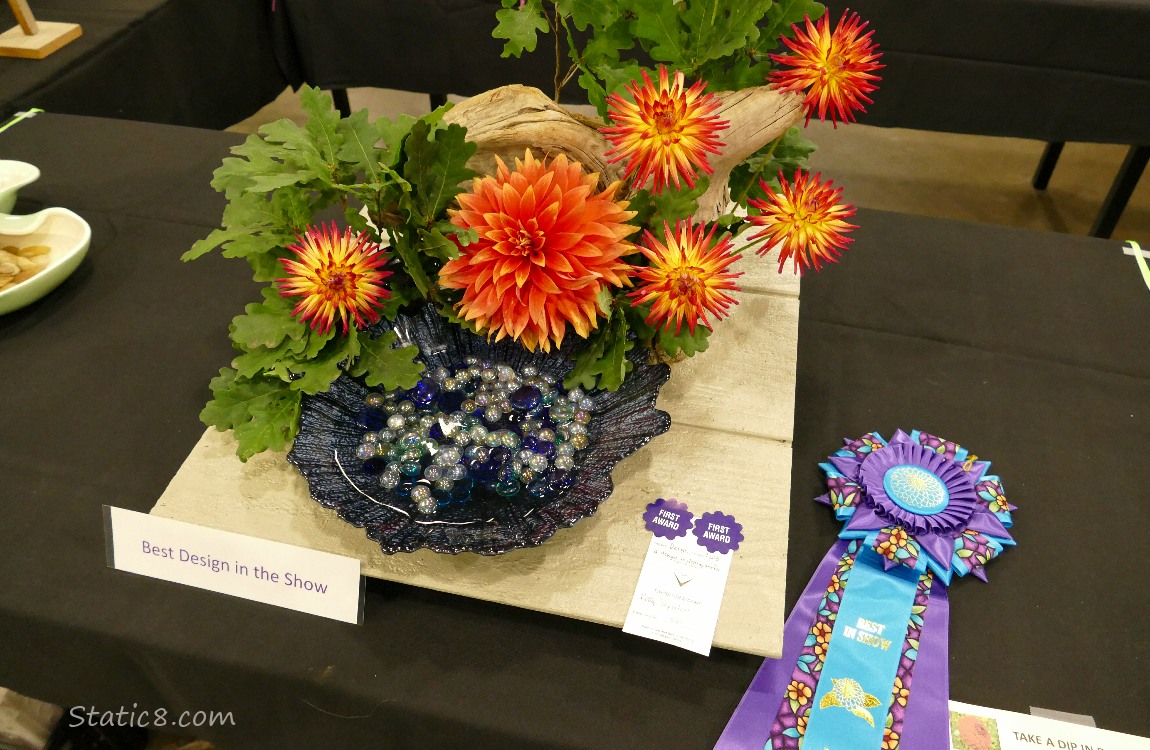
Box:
[152,250,800,657]
[0,22,82,59]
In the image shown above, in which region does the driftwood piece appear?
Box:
[443,83,805,221]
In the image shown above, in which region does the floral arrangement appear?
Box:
[185,1,882,460]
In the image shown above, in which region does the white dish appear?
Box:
[0,208,91,315]
[0,160,40,213]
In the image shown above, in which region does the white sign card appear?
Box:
[623,499,744,655]
[949,701,1149,750]
[105,506,363,624]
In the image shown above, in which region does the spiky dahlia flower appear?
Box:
[747,171,857,274]
[439,150,636,351]
[601,66,728,193]
[769,9,883,126]
[628,220,742,335]
[277,222,391,335]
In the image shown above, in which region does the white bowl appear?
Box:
[0,160,40,213]
[0,208,91,315]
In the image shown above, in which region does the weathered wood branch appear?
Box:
[443,83,805,221]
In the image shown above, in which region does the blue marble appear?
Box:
[408,379,440,408]
[510,385,543,412]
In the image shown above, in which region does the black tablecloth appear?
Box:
[849,0,1150,143]
[0,1,286,128]
[0,113,1147,749]
[274,0,1150,144]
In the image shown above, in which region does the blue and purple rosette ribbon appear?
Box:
[716,429,1016,750]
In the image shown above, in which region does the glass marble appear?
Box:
[354,357,600,514]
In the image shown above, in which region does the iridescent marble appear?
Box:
[355,360,596,516]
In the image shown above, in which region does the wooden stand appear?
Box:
[0,0,82,59]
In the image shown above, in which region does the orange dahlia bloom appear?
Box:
[747,170,857,274]
[628,220,742,335]
[439,150,636,351]
[601,66,728,193]
[277,222,391,335]
[769,9,883,126]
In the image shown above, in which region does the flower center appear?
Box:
[320,266,355,300]
[670,269,703,299]
[822,50,847,81]
[512,225,546,256]
[650,98,683,139]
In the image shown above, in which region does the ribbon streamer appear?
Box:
[0,109,44,135]
[1124,240,1150,292]
[716,429,1015,750]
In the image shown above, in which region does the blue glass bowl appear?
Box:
[287,305,671,555]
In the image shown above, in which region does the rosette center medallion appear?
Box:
[882,464,948,515]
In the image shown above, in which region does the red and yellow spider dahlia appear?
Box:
[747,170,857,274]
[277,222,391,335]
[601,66,728,193]
[439,150,637,352]
[769,9,883,126]
[628,220,742,336]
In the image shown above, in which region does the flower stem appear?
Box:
[734,133,785,205]
[552,3,563,101]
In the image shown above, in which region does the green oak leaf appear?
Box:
[578,70,610,118]
[231,336,307,380]
[402,120,477,225]
[288,332,360,395]
[556,0,620,30]
[697,53,773,92]
[247,249,291,283]
[493,1,550,57]
[377,113,419,167]
[300,85,344,171]
[630,178,709,230]
[210,134,321,198]
[629,0,686,64]
[761,0,825,47]
[729,127,817,204]
[564,312,632,391]
[229,287,307,349]
[200,368,302,461]
[583,61,644,118]
[218,232,286,260]
[681,0,774,66]
[348,331,425,390]
[258,118,329,178]
[389,231,433,298]
[183,226,251,262]
[657,323,711,357]
[337,108,384,182]
[254,86,342,182]
[621,299,658,344]
[417,227,460,263]
[343,203,371,234]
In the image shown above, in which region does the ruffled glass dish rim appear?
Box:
[286,304,672,555]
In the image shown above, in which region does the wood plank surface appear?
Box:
[152,246,800,657]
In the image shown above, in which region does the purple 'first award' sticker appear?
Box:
[693,511,743,554]
[643,498,693,539]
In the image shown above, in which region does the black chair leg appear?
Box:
[1032,141,1064,190]
[429,93,448,110]
[1090,145,1149,239]
[331,88,351,118]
